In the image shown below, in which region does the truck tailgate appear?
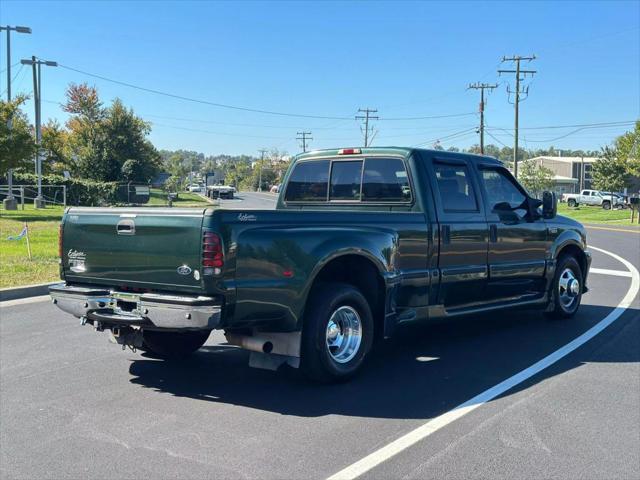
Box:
[62,207,208,292]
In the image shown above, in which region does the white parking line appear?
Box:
[327,245,639,480]
[590,267,633,278]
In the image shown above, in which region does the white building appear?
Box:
[523,156,599,195]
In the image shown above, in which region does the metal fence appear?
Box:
[0,184,67,209]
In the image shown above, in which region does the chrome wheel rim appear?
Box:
[325,306,362,364]
[558,267,580,310]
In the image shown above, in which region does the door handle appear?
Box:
[116,219,136,235]
[490,224,498,243]
[441,225,451,244]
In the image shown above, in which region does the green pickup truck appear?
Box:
[50,147,591,382]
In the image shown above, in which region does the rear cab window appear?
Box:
[285,156,412,204]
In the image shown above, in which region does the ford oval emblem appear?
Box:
[177,265,192,276]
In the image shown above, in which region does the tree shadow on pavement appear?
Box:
[128,304,639,420]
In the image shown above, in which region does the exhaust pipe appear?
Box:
[225,333,273,354]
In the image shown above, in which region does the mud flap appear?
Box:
[249,352,300,370]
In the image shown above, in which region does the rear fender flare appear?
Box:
[298,232,398,326]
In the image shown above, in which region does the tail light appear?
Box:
[202,231,223,275]
[58,223,63,259]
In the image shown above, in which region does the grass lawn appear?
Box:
[0,192,211,289]
[1,205,64,288]
[557,203,638,226]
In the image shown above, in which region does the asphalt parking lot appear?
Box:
[1,197,638,479]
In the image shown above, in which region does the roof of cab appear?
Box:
[294,146,502,165]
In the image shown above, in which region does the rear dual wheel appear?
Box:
[301,283,374,383]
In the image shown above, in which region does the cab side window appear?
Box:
[284,160,330,202]
[433,162,478,212]
[480,168,526,209]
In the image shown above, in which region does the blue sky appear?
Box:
[1,0,639,156]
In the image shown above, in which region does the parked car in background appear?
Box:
[187,184,203,193]
[50,147,591,383]
[208,184,235,199]
[561,189,625,209]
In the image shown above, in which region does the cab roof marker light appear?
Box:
[338,148,362,155]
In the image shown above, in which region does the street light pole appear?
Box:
[20,56,56,208]
[1,25,32,210]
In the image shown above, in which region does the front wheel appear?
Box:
[142,329,211,358]
[602,201,611,210]
[546,256,583,319]
[301,283,374,383]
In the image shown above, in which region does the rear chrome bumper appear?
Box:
[49,283,222,330]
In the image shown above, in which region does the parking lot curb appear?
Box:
[0,282,59,302]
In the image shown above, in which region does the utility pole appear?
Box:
[356,108,378,147]
[467,82,498,155]
[1,25,31,210]
[257,148,268,192]
[498,55,536,178]
[20,56,57,208]
[296,131,312,153]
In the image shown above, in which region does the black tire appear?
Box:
[567,199,577,207]
[300,283,374,383]
[546,255,583,319]
[142,329,211,359]
[602,201,611,210]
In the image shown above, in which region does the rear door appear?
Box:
[62,208,206,293]
[475,165,548,300]
[425,157,488,309]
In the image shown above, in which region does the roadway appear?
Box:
[1,195,638,480]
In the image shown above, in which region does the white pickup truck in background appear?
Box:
[561,189,626,209]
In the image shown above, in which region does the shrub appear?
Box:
[10,172,119,206]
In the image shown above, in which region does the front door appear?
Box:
[475,165,548,301]
[426,157,489,310]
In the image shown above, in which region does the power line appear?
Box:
[0,64,24,97]
[150,122,290,139]
[58,64,353,120]
[0,61,20,75]
[378,112,477,121]
[296,131,313,152]
[467,82,498,154]
[491,120,636,131]
[356,108,379,147]
[58,64,479,123]
[413,127,478,147]
[498,54,537,178]
[485,130,510,148]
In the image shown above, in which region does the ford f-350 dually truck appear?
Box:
[50,147,591,382]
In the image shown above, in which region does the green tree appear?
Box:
[592,146,628,194]
[0,96,36,173]
[41,119,69,174]
[613,120,640,177]
[518,160,555,198]
[63,83,161,182]
[164,153,189,193]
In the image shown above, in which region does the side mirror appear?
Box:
[542,191,557,219]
